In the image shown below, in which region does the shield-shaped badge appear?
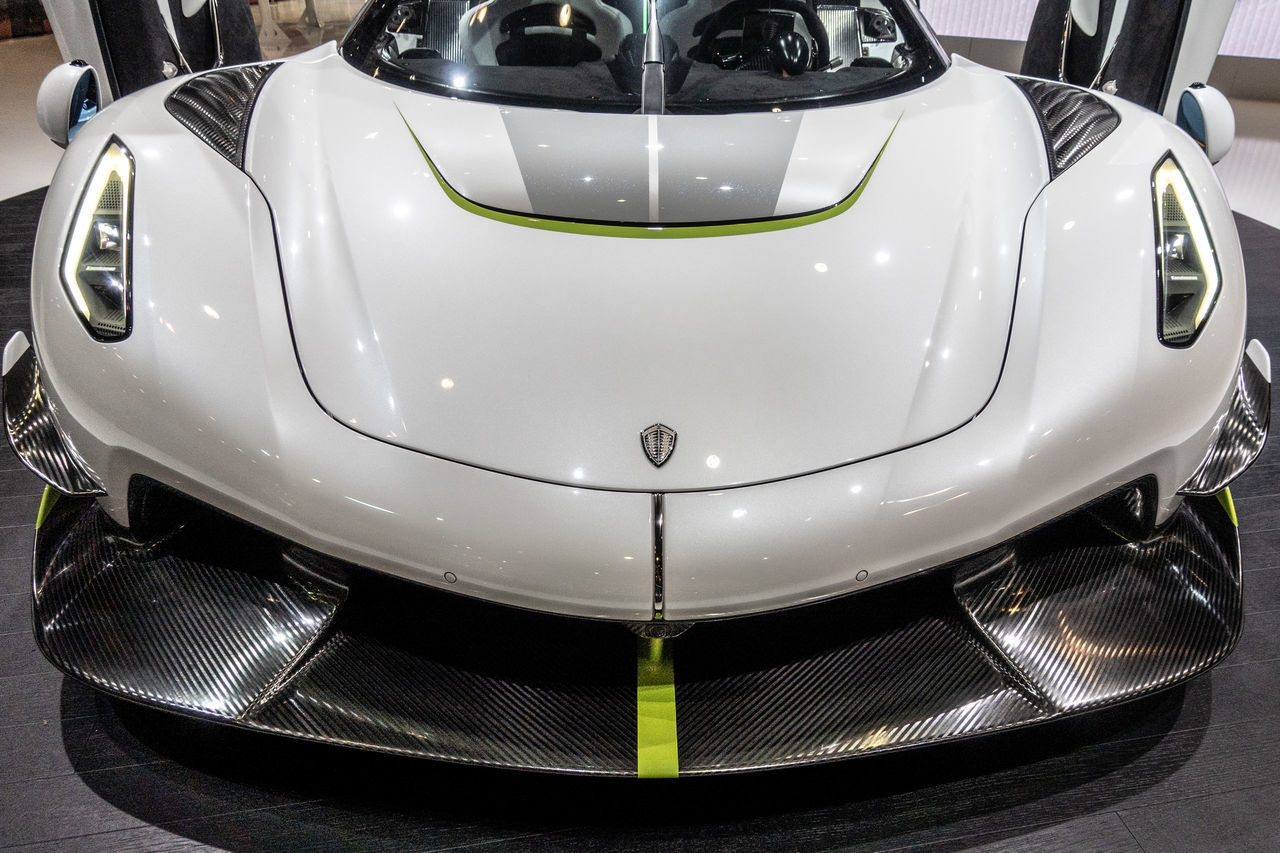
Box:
[641,424,677,467]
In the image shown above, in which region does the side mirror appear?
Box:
[1177,84,1235,165]
[1070,0,1101,37]
[36,61,100,149]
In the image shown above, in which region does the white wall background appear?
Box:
[919,0,1036,41]
[921,0,1280,59]
[1221,0,1280,59]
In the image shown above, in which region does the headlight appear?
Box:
[1153,154,1220,347]
[61,139,133,341]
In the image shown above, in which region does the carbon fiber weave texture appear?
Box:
[252,631,639,774]
[33,498,344,719]
[674,614,1046,774]
[1010,76,1120,178]
[28,489,1243,775]
[165,63,279,169]
[2,347,103,495]
[1181,356,1271,495]
[955,493,1242,712]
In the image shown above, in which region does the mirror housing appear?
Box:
[1177,84,1235,165]
[1070,0,1101,37]
[36,61,100,148]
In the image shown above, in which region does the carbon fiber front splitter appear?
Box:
[30,481,1242,776]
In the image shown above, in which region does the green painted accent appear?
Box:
[35,486,60,530]
[398,108,901,239]
[636,637,679,778]
[1217,487,1238,527]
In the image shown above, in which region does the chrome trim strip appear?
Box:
[208,0,225,69]
[652,492,665,620]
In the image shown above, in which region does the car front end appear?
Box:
[5,0,1270,776]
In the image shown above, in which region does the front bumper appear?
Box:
[29,479,1243,777]
[4,329,1270,775]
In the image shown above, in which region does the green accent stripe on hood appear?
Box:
[398,108,900,239]
[36,486,60,530]
[637,637,679,778]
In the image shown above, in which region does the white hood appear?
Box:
[246,53,1050,491]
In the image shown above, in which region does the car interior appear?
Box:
[369,0,922,107]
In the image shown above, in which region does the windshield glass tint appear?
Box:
[341,0,946,113]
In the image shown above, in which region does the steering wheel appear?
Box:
[695,0,830,72]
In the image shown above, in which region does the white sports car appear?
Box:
[5,0,1270,777]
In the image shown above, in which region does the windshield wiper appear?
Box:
[641,0,665,114]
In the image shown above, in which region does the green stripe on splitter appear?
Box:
[35,486,59,530]
[637,637,678,778]
[398,107,900,239]
[1218,488,1238,527]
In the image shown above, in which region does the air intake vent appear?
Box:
[1009,77,1120,179]
[165,64,280,170]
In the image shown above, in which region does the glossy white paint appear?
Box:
[666,107,1249,617]
[247,51,1046,492]
[28,50,1252,620]
[31,87,653,619]
[1248,338,1270,382]
[3,332,29,375]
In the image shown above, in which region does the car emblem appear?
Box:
[641,424,677,467]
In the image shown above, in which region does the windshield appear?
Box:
[341,0,947,113]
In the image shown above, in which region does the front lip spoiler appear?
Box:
[30,479,1242,776]
[2,332,105,497]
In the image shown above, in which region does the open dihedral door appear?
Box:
[1021,0,1236,119]
[42,0,261,102]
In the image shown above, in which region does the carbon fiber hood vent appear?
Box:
[1010,77,1120,179]
[165,64,280,169]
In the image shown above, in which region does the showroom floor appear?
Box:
[2,204,1280,849]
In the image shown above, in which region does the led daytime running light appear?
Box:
[61,139,133,341]
[1153,155,1220,347]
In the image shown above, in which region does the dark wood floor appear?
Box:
[1,186,1278,851]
